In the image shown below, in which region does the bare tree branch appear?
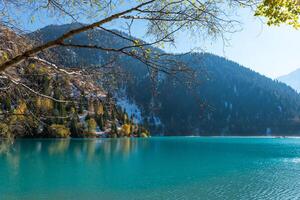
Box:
[0,0,156,71]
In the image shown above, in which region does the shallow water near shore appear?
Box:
[1,137,300,200]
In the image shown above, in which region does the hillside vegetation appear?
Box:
[0,26,150,139]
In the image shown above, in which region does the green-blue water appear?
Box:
[1,137,300,200]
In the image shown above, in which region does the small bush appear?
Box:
[140,132,149,138]
[49,124,70,138]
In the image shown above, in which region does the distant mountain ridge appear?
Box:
[29,23,300,136]
[278,69,300,92]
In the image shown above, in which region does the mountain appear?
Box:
[29,23,300,136]
[0,25,150,139]
[278,69,300,92]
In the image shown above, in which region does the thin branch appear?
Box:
[0,0,156,72]
[0,74,71,103]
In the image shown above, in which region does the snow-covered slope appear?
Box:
[116,96,143,123]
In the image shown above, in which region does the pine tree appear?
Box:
[103,106,109,121]
[78,92,85,114]
[70,116,82,137]
[95,114,104,131]
[111,121,118,136]
[42,76,51,96]
[111,106,116,121]
[3,96,11,111]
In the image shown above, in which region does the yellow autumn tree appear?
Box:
[36,97,53,112]
[88,99,95,113]
[87,118,97,133]
[14,100,27,119]
[255,0,300,28]
[49,124,71,138]
[0,51,9,64]
[121,124,131,136]
[95,102,104,115]
[9,100,37,136]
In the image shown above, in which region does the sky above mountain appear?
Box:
[18,6,300,79]
[203,9,300,79]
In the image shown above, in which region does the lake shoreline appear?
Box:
[2,135,300,141]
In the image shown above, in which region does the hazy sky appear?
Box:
[20,6,300,79]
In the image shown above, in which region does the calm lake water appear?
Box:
[1,137,300,200]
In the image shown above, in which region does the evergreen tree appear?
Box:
[95,114,104,131]
[103,106,109,121]
[111,106,116,121]
[111,121,118,136]
[1,96,11,111]
[78,92,85,114]
[42,76,51,96]
[70,116,81,137]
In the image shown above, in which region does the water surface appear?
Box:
[1,137,300,199]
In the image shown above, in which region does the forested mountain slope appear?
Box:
[0,25,149,139]
[30,23,300,136]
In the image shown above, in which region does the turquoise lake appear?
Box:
[1,137,300,199]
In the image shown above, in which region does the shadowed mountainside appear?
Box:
[29,23,300,136]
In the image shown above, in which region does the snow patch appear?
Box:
[116,97,142,123]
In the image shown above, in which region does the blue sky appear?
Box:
[162,8,300,79]
[19,7,300,79]
[208,10,300,79]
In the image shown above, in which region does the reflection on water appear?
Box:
[0,138,150,170]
